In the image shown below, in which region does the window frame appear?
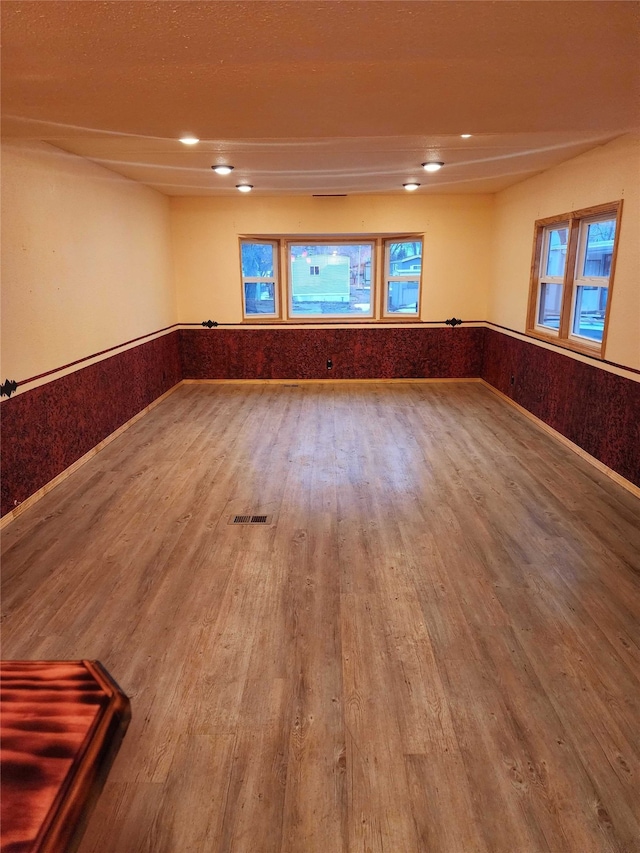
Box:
[382,237,423,319]
[239,238,282,321]
[526,201,622,358]
[239,234,424,324]
[533,222,568,337]
[286,238,376,321]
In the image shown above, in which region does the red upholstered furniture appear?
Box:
[1,660,131,853]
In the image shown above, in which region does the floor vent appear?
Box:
[230,514,272,525]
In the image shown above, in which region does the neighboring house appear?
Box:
[291,253,351,303]
[390,254,422,274]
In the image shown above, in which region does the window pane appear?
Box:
[582,220,616,277]
[290,244,372,317]
[572,286,607,341]
[545,227,568,277]
[244,281,276,315]
[388,241,422,276]
[387,280,419,314]
[537,282,562,329]
[241,242,274,277]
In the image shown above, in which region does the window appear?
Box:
[239,235,423,323]
[572,218,616,342]
[535,224,567,333]
[527,202,622,356]
[289,242,373,319]
[240,240,280,319]
[384,239,422,317]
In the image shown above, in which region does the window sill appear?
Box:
[242,316,424,325]
[526,328,604,359]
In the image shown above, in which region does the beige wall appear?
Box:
[5,135,637,381]
[170,194,493,323]
[490,134,640,370]
[1,141,177,382]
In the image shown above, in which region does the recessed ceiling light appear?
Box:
[422,162,444,172]
[179,136,199,145]
[403,182,420,191]
[212,165,234,175]
[460,134,472,139]
[236,184,253,193]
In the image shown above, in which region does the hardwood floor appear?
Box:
[2,381,640,853]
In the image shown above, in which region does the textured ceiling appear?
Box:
[2,1,639,195]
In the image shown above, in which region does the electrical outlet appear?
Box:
[327,359,333,370]
[510,374,515,386]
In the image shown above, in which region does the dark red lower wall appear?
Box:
[0,332,181,517]
[482,328,640,487]
[2,326,639,518]
[179,326,484,380]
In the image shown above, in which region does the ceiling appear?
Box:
[2,1,639,196]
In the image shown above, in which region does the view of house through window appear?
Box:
[385,240,422,316]
[239,235,423,321]
[527,202,621,356]
[289,243,373,318]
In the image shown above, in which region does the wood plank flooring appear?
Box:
[2,381,640,853]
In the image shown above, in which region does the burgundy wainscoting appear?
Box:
[482,328,640,487]
[180,326,484,381]
[4,326,637,518]
[1,332,181,517]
